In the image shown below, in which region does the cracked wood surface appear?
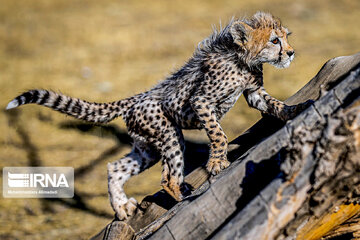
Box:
[211,72,360,240]
[91,52,360,240]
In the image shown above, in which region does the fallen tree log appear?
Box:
[211,75,360,240]
[91,52,360,240]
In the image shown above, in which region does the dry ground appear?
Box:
[0,0,359,239]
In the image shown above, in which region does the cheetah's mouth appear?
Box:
[271,54,294,69]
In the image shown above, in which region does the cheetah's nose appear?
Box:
[287,51,294,57]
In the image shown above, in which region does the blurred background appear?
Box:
[0,0,359,239]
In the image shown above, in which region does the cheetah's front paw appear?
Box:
[114,197,138,221]
[162,179,191,201]
[288,100,314,119]
[206,158,230,175]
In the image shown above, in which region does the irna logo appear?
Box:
[3,167,74,198]
[8,172,69,188]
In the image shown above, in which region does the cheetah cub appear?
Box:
[7,12,312,220]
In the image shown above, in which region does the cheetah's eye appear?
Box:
[271,38,279,44]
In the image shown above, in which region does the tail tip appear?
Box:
[6,100,19,110]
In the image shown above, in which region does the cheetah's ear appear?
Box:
[230,21,253,47]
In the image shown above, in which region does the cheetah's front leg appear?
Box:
[244,87,313,121]
[191,96,230,175]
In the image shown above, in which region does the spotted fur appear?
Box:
[7,12,312,220]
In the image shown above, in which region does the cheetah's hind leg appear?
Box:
[156,124,192,201]
[107,144,157,220]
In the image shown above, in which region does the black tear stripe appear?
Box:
[52,95,63,109]
[39,91,50,105]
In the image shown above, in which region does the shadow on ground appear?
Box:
[4,109,210,218]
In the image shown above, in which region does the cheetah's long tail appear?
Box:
[6,89,133,123]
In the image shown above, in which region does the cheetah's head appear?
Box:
[230,12,294,68]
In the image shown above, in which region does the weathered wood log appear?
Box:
[91,222,135,240]
[211,74,360,240]
[91,52,360,240]
[147,68,360,240]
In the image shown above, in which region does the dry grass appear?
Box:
[0,0,359,239]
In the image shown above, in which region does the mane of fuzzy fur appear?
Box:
[181,12,282,73]
[168,18,239,81]
[245,12,282,29]
[168,19,240,80]
[194,12,282,59]
[152,12,279,96]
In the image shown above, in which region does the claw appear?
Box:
[114,198,138,221]
[206,158,230,175]
[162,179,192,201]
